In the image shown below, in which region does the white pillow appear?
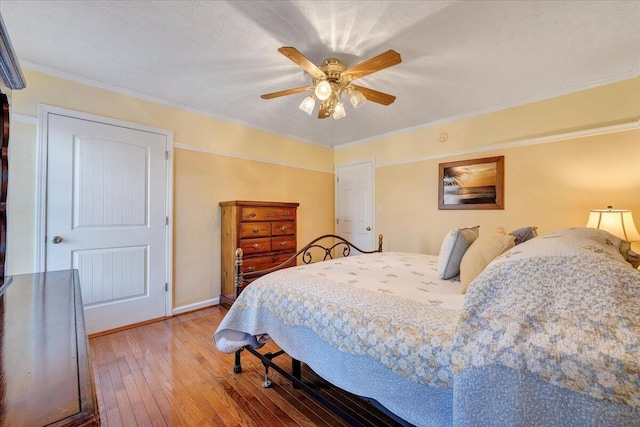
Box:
[460,232,516,293]
[437,226,480,279]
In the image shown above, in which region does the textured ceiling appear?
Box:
[2,1,640,147]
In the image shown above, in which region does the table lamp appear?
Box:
[586,206,640,267]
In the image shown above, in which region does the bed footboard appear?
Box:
[234,233,383,300]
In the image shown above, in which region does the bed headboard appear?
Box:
[234,233,383,300]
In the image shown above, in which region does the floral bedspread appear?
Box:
[216,252,464,387]
[452,227,640,408]
[214,228,640,424]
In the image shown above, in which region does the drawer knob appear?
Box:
[283,211,290,217]
[252,243,260,250]
[280,225,287,231]
[252,227,259,233]
[280,241,288,246]
[247,266,255,272]
[248,211,256,218]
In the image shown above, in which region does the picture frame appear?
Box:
[438,156,504,210]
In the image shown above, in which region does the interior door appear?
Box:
[336,160,375,251]
[45,113,169,334]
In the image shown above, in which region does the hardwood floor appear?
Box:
[89,306,400,426]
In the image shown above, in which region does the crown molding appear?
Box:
[20,61,330,149]
[173,142,334,174]
[375,118,640,168]
[0,15,25,89]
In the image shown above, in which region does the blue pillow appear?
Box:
[509,226,538,245]
[437,226,480,279]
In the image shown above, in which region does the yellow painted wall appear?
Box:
[174,149,334,307]
[336,77,640,166]
[337,76,640,255]
[375,130,640,254]
[7,121,37,274]
[8,69,335,309]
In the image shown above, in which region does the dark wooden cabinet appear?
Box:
[0,270,99,427]
[220,201,298,309]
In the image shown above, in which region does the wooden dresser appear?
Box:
[0,270,99,426]
[220,201,299,309]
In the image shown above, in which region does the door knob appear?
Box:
[366,226,371,231]
[51,236,63,244]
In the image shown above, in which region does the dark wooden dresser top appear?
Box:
[0,270,99,427]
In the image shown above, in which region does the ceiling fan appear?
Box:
[261,46,402,120]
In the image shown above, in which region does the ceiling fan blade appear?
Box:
[346,50,402,80]
[261,86,314,99]
[278,47,326,79]
[318,100,331,119]
[352,85,396,105]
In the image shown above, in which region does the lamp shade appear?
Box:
[332,102,346,119]
[348,88,367,109]
[586,207,640,241]
[298,95,315,115]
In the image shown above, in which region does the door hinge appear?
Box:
[165,151,169,160]
[336,176,339,183]
[337,218,340,225]
[165,216,169,225]
[165,283,169,292]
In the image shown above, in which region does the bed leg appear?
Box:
[262,365,272,388]
[292,358,301,389]
[233,348,243,373]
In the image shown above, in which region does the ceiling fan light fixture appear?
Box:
[348,88,367,109]
[332,102,346,119]
[298,95,316,115]
[315,80,332,101]
[261,47,401,120]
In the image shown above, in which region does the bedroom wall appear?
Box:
[335,76,640,254]
[8,69,335,310]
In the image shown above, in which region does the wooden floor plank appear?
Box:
[108,358,138,426]
[89,306,404,427]
[115,331,168,427]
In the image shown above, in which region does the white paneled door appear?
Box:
[336,160,375,251]
[45,113,169,334]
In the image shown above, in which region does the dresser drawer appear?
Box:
[271,207,296,220]
[240,222,270,238]
[272,236,295,251]
[271,221,295,236]
[243,252,295,273]
[240,238,271,254]
[241,206,296,221]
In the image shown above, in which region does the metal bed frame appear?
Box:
[229,234,413,426]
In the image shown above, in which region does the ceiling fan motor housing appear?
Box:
[313,58,352,88]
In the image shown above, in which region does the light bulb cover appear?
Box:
[349,88,367,109]
[332,102,346,119]
[298,95,315,115]
[315,80,332,101]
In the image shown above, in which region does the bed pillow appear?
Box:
[437,226,480,279]
[460,232,516,293]
[509,226,538,245]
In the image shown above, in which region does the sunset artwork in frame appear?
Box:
[438,156,504,210]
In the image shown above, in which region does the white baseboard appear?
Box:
[172,297,220,316]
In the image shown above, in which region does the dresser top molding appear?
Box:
[219,200,299,208]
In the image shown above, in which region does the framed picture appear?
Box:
[438,156,504,210]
